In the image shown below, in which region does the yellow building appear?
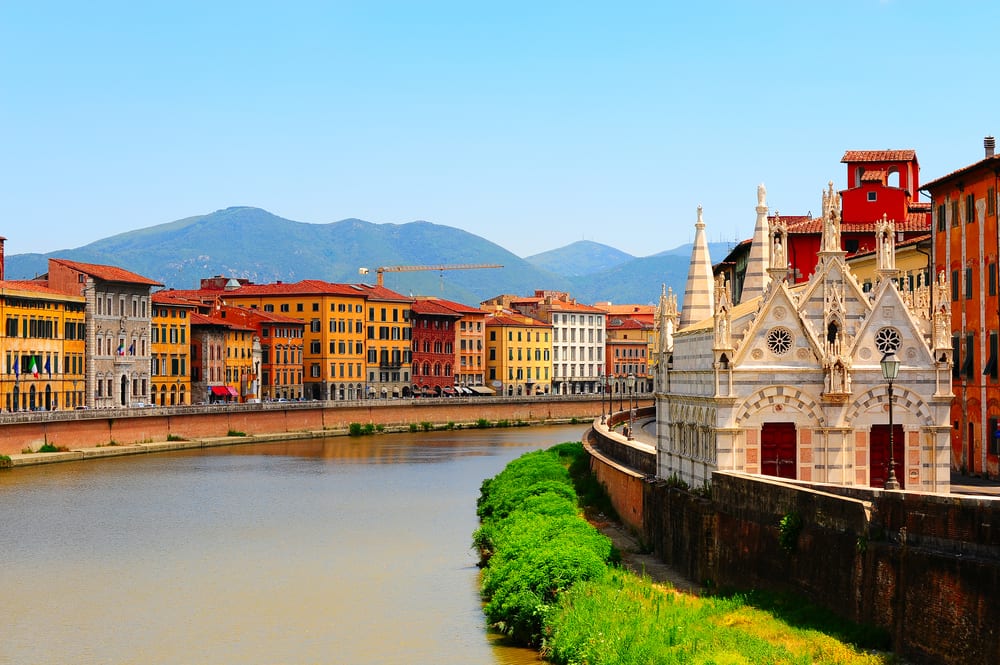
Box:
[483,307,551,397]
[150,293,194,406]
[361,284,414,398]
[1,280,86,411]
[846,235,932,306]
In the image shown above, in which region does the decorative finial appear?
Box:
[757,183,767,208]
[696,205,704,227]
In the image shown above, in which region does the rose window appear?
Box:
[766,327,793,355]
[874,327,901,354]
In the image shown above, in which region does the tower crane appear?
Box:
[359,263,503,288]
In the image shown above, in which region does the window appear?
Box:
[990,263,997,297]
[967,193,975,223]
[952,271,959,301]
[989,187,997,217]
[966,267,974,300]
[986,332,998,381]
[965,333,976,379]
[867,191,877,202]
[951,200,959,227]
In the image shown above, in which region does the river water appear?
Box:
[0,425,587,664]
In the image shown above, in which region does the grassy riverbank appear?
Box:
[475,442,899,665]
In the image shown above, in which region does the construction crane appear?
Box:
[359,264,503,288]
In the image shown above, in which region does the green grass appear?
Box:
[476,442,898,665]
[226,429,247,437]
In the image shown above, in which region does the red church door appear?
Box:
[870,425,905,489]
[761,422,797,479]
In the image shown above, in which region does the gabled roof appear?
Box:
[49,259,163,286]
[189,311,255,332]
[841,150,917,163]
[411,297,482,316]
[411,299,466,317]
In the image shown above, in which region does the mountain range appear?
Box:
[4,206,738,307]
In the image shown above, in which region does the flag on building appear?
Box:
[29,356,38,378]
[12,356,19,378]
[44,357,51,378]
[128,341,135,355]
[117,342,125,355]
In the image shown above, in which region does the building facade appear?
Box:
[657,184,952,492]
[45,259,161,409]
[922,136,1000,476]
[150,293,193,406]
[483,307,551,396]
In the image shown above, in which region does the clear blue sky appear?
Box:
[2,1,997,259]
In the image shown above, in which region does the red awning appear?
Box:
[210,386,228,396]
[225,386,238,397]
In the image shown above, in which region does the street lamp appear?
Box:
[618,375,624,413]
[626,373,636,440]
[880,351,901,490]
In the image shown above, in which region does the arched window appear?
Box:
[887,166,900,189]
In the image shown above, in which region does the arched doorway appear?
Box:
[120,375,128,406]
[870,424,905,489]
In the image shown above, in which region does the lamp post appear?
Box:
[618,375,624,413]
[881,351,901,490]
[626,372,636,440]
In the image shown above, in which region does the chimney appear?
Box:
[0,236,6,281]
[987,136,996,159]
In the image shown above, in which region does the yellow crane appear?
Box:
[359,263,503,287]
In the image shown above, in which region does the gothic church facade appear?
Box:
[656,183,953,492]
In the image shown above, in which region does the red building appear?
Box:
[719,150,931,303]
[410,298,464,396]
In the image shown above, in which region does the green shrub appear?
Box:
[474,445,617,646]
[0,454,12,468]
[375,424,385,433]
[166,434,185,441]
[475,418,491,429]
[779,511,803,552]
[38,443,59,453]
[363,423,375,435]
[349,423,363,436]
[421,421,434,431]
[227,429,247,437]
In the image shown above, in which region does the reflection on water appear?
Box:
[0,426,583,664]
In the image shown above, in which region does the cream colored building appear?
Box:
[657,184,953,492]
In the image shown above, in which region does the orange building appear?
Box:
[214,304,304,402]
[150,293,193,406]
[922,136,1000,476]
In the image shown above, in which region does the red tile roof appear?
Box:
[412,297,483,315]
[861,169,886,183]
[411,299,466,317]
[162,279,412,303]
[921,154,1000,191]
[49,259,163,286]
[0,280,85,300]
[841,150,917,163]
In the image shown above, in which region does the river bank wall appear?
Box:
[0,396,651,463]
[586,419,1000,665]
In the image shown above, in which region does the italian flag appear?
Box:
[29,356,39,378]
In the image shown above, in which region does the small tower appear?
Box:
[742,184,772,301]
[767,213,789,283]
[875,213,899,280]
[679,206,715,328]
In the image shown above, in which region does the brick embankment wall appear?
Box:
[585,426,649,533]
[593,446,1000,665]
[0,396,625,456]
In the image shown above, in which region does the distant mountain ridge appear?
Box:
[4,207,739,307]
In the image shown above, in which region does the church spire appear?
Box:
[741,183,771,302]
[679,205,715,328]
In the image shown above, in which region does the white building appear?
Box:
[656,183,953,492]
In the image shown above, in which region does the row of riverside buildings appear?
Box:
[656,138,1000,492]
[0,247,659,412]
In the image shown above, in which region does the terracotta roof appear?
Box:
[189,311,254,331]
[921,154,1000,191]
[49,258,163,286]
[163,280,411,303]
[411,297,482,315]
[607,318,648,330]
[483,309,549,327]
[0,280,85,300]
[841,150,917,163]
[861,169,887,183]
[411,299,465,317]
[782,214,929,235]
[151,292,199,308]
[848,233,931,259]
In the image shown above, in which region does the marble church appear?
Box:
[655,183,953,492]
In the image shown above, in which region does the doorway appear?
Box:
[870,424,905,489]
[761,422,797,479]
